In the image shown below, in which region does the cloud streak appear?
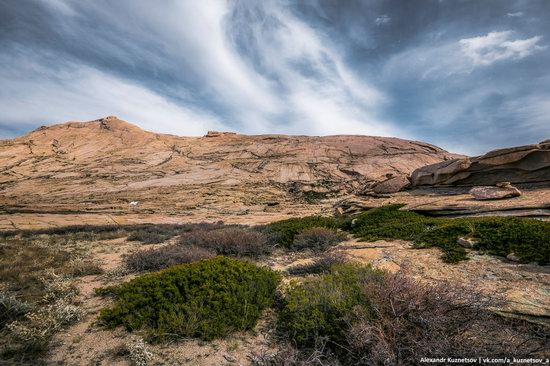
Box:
[0,0,549,155]
[460,31,546,66]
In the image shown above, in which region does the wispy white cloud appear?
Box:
[384,30,546,82]
[0,51,228,137]
[9,0,397,138]
[459,31,546,66]
[375,15,391,26]
[507,12,524,17]
[225,1,397,137]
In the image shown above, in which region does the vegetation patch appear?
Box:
[124,244,215,272]
[291,227,346,252]
[178,227,272,257]
[99,257,280,340]
[268,216,341,247]
[277,263,548,365]
[351,205,550,264]
[278,263,382,348]
[286,252,347,276]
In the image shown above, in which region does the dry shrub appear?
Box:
[125,336,153,366]
[178,227,271,257]
[63,258,104,277]
[124,244,215,272]
[6,273,81,351]
[287,252,347,276]
[291,228,346,252]
[249,340,340,366]
[348,272,548,364]
[0,292,33,328]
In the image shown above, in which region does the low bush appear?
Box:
[126,225,189,244]
[291,228,346,252]
[99,257,280,340]
[5,275,81,354]
[277,263,549,365]
[278,263,383,348]
[268,216,340,247]
[178,227,271,257]
[63,258,104,277]
[352,205,550,264]
[124,244,215,272]
[287,252,348,276]
[473,217,550,264]
[0,293,32,328]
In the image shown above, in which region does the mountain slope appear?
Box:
[0,116,459,216]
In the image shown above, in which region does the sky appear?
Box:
[0,0,549,155]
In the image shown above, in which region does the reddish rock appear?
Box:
[469,185,521,200]
[411,141,550,186]
[371,175,410,194]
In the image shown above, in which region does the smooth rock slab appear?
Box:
[371,175,411,194]
[469,185,521,200]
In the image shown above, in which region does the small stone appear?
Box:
[495,181,511,188]
[507,253,520,262]
[457,237,478,248]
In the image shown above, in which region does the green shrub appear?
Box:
[351,205,550,264]
[99,257,280,340]
[351,204,435,241]
[278,263,382,348]
[474,217,549,264]
[269,216,340,247]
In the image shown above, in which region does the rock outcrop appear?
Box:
[0,116,458,215]
[411,141,550,186]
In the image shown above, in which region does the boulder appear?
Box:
[371,175,410,194]
[410,158,471,186]
[457,237,478,248]
[333,198,372,215]
[507,253,520,262]
[469,185,521,200]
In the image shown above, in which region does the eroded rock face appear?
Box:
[469,185,521,200]
[411,141,550,186]
[0,116,458,215]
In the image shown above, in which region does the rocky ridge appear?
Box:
[0,116,458,218]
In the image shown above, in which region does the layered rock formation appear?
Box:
[411,141,550,186]
[0,116,458,216]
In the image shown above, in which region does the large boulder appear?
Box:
[469,184,521,200]
[411,141,550,186]
[371,175,411,194]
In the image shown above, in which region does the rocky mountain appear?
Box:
[0,116,458,218]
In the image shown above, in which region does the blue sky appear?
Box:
[0,0,549,155]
